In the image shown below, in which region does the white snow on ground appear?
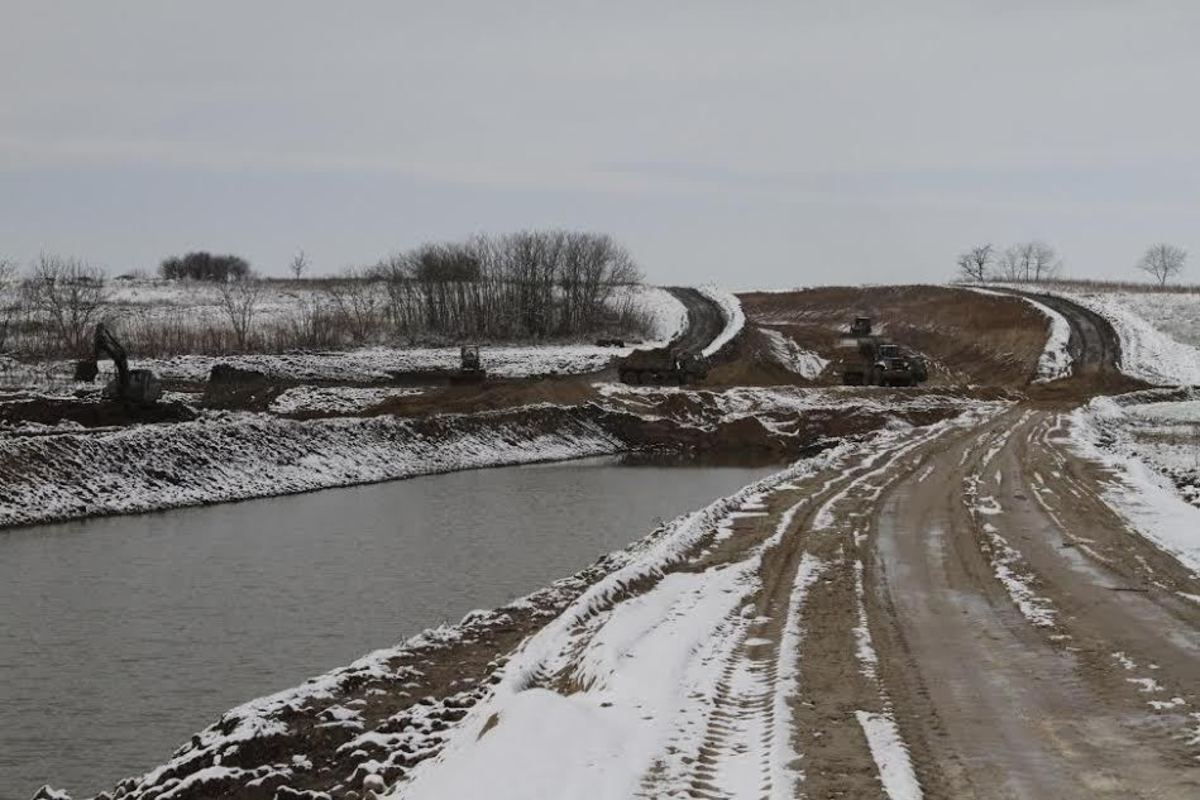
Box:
[626,284,689,342]
[966,287,1072,382]
[138,344,642,384]
[1070,398,1200,575]
[856,711,924,800]
[395,445,859,800]
[699,285,745,357]
[268,386,423,415]
[760,327,830,379]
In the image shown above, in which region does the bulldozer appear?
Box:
[839,317,927,387]
[73,323,162,406]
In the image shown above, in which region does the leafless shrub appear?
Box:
[1137,243,1187,287]
[23,254,109,356]
[217,275,264,350]
[323,268,385,344]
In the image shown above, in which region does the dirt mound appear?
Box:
[0,397,196,428]
[366,378,598,418]
[740,285,1049,387]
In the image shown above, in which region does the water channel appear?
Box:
[0,456,777,798]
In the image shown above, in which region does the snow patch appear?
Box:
[698,285,745,357]
[760,327,830,379]
[855,711,923,800]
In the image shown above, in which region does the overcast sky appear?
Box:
[2,1,1198,286]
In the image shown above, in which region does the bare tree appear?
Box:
[290,250,309,280]
[955,244,994,282]
[0,258,18,351]
[1137,243,1187,287]
[998,241,1061,282]
[218,274,263,350]
[24,254,109,355]
[1028,240,1061,282]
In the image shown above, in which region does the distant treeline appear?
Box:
[0,230,652,359]
[159,252,251,282]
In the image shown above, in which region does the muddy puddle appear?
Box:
[0,455,778,799]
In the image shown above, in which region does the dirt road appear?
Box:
[400,402,1200,799]
[666,286,728,354]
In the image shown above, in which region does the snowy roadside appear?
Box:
[984,284,1200,386]
[963,286,1073,382]
[1069,397,1200,576]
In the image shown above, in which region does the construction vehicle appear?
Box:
[73,323,162,405]
[849,316,873,337]
[460,345,482,373]
[838,317,927,387]
[451,344,486,384]
[618,346,708,385]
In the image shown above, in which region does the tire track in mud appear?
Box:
[636,420,969,800]
[666,287,728,356]
[868,405,1200,798]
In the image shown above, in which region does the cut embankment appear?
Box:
[738,285,1051,386]
[964,287,1073,382]
[0,408,625,529]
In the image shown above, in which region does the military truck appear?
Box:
[838,318,927,387]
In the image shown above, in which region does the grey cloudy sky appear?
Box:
[2,1,1198,286]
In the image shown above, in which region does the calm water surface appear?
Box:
[0,457,775,799]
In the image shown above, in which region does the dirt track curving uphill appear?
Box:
[996,289,1124,377]
[665,287,727,354]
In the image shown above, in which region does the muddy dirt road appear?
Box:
[666,286,727,354]
[400,403,1200,799]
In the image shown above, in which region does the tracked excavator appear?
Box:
[73,323,162,405]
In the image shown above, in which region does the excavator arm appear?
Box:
[92,323,130,391]
[73,323,161,405]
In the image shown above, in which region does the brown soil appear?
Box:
[739,285,1052,387]
[0,396,196,427]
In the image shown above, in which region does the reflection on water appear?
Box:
[0,456,778,798]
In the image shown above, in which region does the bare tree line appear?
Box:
[955,240,1189,286]
[955,240,1063,283]
[0,230,652,359]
